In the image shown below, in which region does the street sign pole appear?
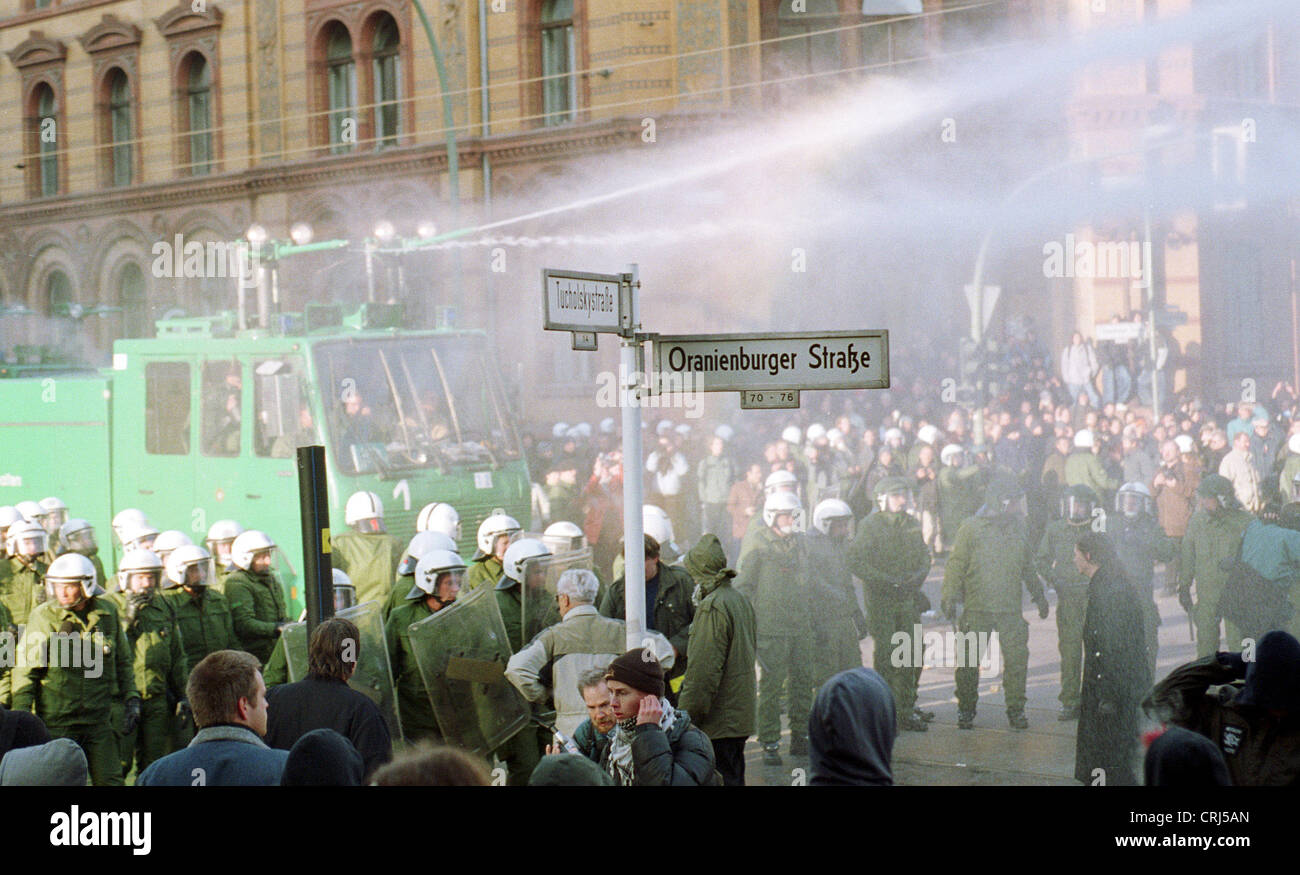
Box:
[619,264,646,653]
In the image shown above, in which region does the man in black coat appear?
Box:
[265,617,392,780]
[1072,532,1151,786]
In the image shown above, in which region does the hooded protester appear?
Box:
[677,534,757,786]
[808,668,896,786]
[1144,630,1300,786]
[280,728,365,787]
[1072,532,1150,786]
[1143,727,1232,787]
[528,752,614,786]
[599,650,716,786]
[0,709,52,760]
[0,738,89,786]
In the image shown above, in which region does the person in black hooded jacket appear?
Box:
[1144,726,1232,787]
[280,728,365,786]
[808,668,896,786]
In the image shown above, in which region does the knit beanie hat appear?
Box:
[604,648,665,698]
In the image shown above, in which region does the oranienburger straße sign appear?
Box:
[651,331,889,393]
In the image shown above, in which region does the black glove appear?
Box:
[1178,588,1194,615]
[1215,652,1248,679]
[1034,594,1050,620]
[122,697,142,735]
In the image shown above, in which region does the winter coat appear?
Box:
[1075,562,1150,784]
[697,454,736,505]
[505,604,672,736]
[137,724,288,786]
[1064,450,1118,496]
[265,675,393,780]
[1110,513,1176,599]
[106,591,188,703]
[1220,448,1262,512]
[1154,460,1196,537]
[1035,519,1092,591]
[599,562,695,670]
[11,596,137,726]
[0,557,46,626]
[1240,518,1300,583]
[678,534,757,740]
[726,480,762,541]
[805,530,867,683]
[1060,342,1098,386]
[465,555,503,593]
[224,567,289,663]
[1144,635,1300,786]
[1180,507,1254,602]
[280,727,366,787]
[808,667,895,786]
[734,526,809,638]
[573,717,611,763]
[163,586,236,669]
[331,532,403,608]
[941,512,1045,614]
[598,708,716,786]
[938,463,985,543]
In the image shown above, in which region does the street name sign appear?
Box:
[542,269,625,334]
[652,330,889,393]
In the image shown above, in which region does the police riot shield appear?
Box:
[406,585,529,754]
[282,599,403,742]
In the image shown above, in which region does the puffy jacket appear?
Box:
[106,592,188,702]
[1180,507,1254,599]
[599,562,695,672]
[11,596,137,725]
[678,534,756,740]
[573,717,612,763]
[224,567,289,663]
[734,526,808,637]
[942,512,1045,614]
[1239,519,1300,584]
[331,531,403,607]
[505,604,672,736]
[163,587,236,669]
[600,708,716,786]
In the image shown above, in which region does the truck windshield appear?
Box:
[314,336,521,474]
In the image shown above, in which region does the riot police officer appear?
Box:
[11,553,139,786]
[332,492,404,607]
[416,502,462,542]
[849,479,934,732]
[161,543,236,677]
[1035,484,1101,721]
[942,477,1050,730]
[204,519,245,591]
[1110,482,1174,681]
[223,530,290,663]
[3,520,49,625]
[108,549,188,776]
[465,511,522,592]
[737,470,800,571]
[1180,474,1257,657]
[38,496,69,553]
[386,529,458,619]
[57,518,107,594]
[805,499,868,691]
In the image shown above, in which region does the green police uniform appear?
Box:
[942,508,1048,723]
[108,590,189,776]
[331,531,403,607]
[224,566,289,663]
[1111,512,1176,682]
[1181,506,1255,658]
[806,530,868,686]
[161,585,236,747]
[465,554,503,593]
[735,525,812,749]
[1035,518,1092,712]
[0,599,14,707]
[1,556,47,626]
[11,595,138,786]
[937,463,984,551]
[385,596,441,742]
[848,507,932,722]
[1064,450,1119,499]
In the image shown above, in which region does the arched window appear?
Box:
[107,68,133,186]
[326,25,357,153]
[185,53,213,175]
[117,262,147,338]
[372,16,401,147]
[540,0,576,125]
[36,83,58,197]
[47,270,73,316]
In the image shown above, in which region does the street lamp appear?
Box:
[290,222,314,246]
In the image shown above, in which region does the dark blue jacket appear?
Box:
[137,724,288,786]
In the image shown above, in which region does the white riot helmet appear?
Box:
[477,511,522,556]
[542,521,586,555]
[764,469,799,496]
[45,552,103,598]
[552,422,570,439]
[1117,481,1153,519]
[417,502,462,541]
[917,425,941,446]
[332,567,356,611]
[152,530,195,563]
[763,490,804,531]
[600,417,616,435]
[812,499,854,536]
[112,509,150,543]
[38,497,68,533]
[940,444,965,466]
[1073,429,1094,449]
[407,549,467,601]
[806,423,827,444]
[59,518,97,555]
[345,491,385,532]
[118,549,164,596]
[1289,433,1300,456]
[7,520,48,558]
[642,505,682,563]
[165,544,212,588]
[0,506,22,532]
[883,427,904,447]
[120,523,160,553]
[398,530,458,576]
[230,530,276,571]
[781,426,803,445]
[714,424,734,442]
[1173,434,1195,454]
[15,500,46,525]
[205,519,246,566]
[501,538,551,585]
